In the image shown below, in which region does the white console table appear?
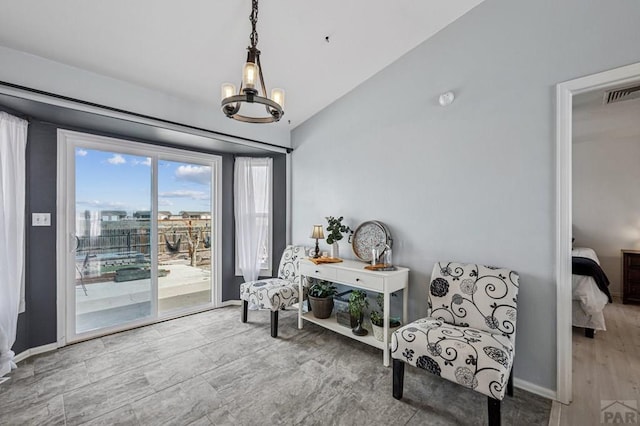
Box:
[298,258,409,366]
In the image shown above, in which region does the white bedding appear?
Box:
[572,247,608,330]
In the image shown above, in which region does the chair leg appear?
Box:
[585,328,595,338]
[270,310,279,338]
[488,397,501,426]
[507,368,514,397]
[241,300,248,323]
[392,359,405,400]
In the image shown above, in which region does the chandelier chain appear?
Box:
[249,0,259,49]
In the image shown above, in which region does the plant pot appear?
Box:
[309,295,334,319]
[371,321,402,342]
[352,312,368,336]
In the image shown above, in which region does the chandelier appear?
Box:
[221,0,284,123]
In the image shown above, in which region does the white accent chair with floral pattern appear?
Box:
[391,262,519,426]
[240,245,305,338]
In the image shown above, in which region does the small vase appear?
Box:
[330,242,339,259]
[352,312,368,336]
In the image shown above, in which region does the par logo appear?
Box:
[601,400,640,424]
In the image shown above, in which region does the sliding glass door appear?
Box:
[59,130,221,342]
[74,148,153,333]
[157,159,212,313]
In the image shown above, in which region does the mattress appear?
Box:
[572,247,609,331]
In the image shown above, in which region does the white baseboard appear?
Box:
[548,401,562,426]
[514,377,557,400]
[220,300,241,307]
[14,342,59,364]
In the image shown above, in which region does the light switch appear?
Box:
[32,213,51,227]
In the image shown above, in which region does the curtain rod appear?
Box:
[0,80,293,154]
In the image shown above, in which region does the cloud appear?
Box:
[159,190,209,200]
[107,154,126,165]
[77,200,127,210]
[175,165,210,185]
[158,198,174,206]
[132,157,151,166]
[76,149,88,157]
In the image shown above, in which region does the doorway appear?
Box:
[57,130,221,343]
[555,62,640,405]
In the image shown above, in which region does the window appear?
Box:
[235,157,273,278]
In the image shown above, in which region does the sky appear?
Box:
[75,147,211,217]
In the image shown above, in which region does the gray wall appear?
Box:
[573,136,640,298]
[291,0,640,392]
[6,107,286,355]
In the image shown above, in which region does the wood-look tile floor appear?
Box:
[0,307,550,425]
[557,302,640,425]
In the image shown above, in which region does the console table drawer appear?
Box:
[299,263,337,281]
[336,270,384,291]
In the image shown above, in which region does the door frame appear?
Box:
[56,129,222,345]
[555,62,640,404]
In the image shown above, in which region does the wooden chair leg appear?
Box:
[392,359,405,400]
[507,368,514,397]
[241,300,248,323]
[585,328,594,338]
[488,397,501,426]
[270,310,279,338]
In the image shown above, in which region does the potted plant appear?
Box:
[349,289,369,336]
[325,216,352,258]
[370,293,401,342]
[308,279,337,319]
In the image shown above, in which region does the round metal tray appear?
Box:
[350,220,393,262]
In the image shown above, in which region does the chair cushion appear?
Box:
[240,278,300,311]
[391,317,514,400]
[428,262,519,338]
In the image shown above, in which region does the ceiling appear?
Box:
[573,84,640,145]
[0,0,483,129]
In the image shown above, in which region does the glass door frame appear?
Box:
[56,129,222,345]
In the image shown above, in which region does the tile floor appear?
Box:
[0,307,550,425]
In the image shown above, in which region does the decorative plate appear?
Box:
[351,220,393,262]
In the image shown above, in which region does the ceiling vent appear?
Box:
[603,84,640,104]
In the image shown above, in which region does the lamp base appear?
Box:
[314,240,321,258]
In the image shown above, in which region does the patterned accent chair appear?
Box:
[240,245,305,338]
[391,262,519,426]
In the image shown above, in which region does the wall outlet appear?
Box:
[32,213,51,227]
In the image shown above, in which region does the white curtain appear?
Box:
[0,112,28,377]
[234,157,271,284]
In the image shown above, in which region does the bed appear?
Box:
[572,247,612,337]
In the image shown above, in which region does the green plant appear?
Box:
[370,293,401,327]
[325,216,352,245]
[308,280,337,298]
[348,289,369,317]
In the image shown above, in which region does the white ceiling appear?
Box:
[573,85,640,145]
[0,0,483,128]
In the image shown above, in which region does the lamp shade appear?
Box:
[310,225,325,239]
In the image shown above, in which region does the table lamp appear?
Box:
[310,225,324,258]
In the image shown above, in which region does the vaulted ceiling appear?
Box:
[0,0,483,128]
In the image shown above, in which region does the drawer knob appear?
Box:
[315,270,319,273]
[356,278,360,282]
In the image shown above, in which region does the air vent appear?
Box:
[603,85,640,104]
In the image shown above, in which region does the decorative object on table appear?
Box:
[325,216,352,259]
[220,0,285,124]
[370,293,401,342]
[367,243,396,271]
[350,220,393,262]
[349,289,369,336]
[310,225,325,258]
[240,245,305,338]
[308,279,337,319]
[391,262,519,426]
[334,290,356,328]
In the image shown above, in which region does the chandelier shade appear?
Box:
[221,0,284,124]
